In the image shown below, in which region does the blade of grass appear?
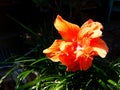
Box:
[7,14,37,36]
[98,79,107,90]
[52,79,66,90]
[15,59,35,63]
[16,78,40,90]
[0,66,16,84]
[107,79,118,87]
[30,57,47,66]
[17,69,34,81]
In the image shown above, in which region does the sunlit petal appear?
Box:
[90,38,109,58]
[59,41,72,51]
[43,40,63,62]
[93,47,107,58]
[54,15,80,41]
[78,19,103,40]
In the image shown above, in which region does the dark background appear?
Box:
[0,0,120,60]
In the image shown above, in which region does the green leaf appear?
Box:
[98,79,107,89]
[0,67,15,84]
[16,78,40,90]
[30,57,47,66]
[17,69,34,81]
[107,79,117,87]
[7,15,37,36]
[15,59,35,63]
[50,79,66,90]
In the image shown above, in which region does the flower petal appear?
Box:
[43,40,62,62]
[59,41,72,51]
[59,52,80,72]
[58,42,80,71]
[54,15,80,41]
[78,55,93,71]
[90,38,109,58]
[59,42,76,66]
[77,19,103,40]
[66,61,80,72]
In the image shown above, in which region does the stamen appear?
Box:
[76,45,84,51]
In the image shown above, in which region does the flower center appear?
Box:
[76,45,84,51]
[76,44,84,51]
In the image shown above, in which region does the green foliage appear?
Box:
[9,56,119,90]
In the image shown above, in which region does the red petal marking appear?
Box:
[78,55,93,71]
[77,19,103,41]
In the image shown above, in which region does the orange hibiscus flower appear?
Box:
[43,15,109,72]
